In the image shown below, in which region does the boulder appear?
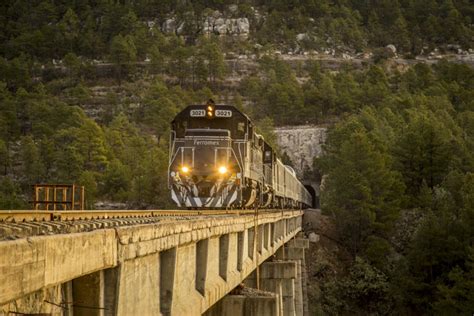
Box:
[212,10,222,19]
[228,4,238,14]
[296,33,309,41]
[176,22,185,35]
[146,21,155,29]
[162,18,176,33]
[342,53,352,60]
[236,18,249,34]
[215,17,227,34]
[386,44,397,54]
[309,232,320,243]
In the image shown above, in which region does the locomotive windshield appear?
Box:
[174,117,246,139]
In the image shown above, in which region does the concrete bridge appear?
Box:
[0,210,309,316]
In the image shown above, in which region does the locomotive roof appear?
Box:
[172,104,251,123]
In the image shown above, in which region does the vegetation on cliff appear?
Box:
[314,61,474,314]
[0,0,472,60]
[0,1,473,313]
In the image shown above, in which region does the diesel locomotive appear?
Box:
[168,100,312,209]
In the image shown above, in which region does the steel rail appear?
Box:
[0,209,296,222]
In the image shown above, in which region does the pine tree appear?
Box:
[110,34,137,85]
[59,8,80,53]
[321,128,404,255]
[20,136,45,186]
[393,111,453,204]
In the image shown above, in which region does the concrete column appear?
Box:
[160,247,177,316]
[275,239,309,316]
[293,261,303,316]
[62,281,73,316]
[171,241,214,316]
[219,234,230,281]
[237,231,244,272]
[115,253,160,316]
[281,278,296,316]
[245,261,298,316]
[195,239,209,295]
[72,270,104,316]
[205,293,281,316]
[103,267,119,316]
[248,227,255,260]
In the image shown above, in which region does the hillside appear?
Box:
[0,1,474,314]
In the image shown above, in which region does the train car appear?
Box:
[168,100,311,209]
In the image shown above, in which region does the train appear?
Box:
[168,100,312,209]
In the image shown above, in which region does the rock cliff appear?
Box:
[275,125,327,177]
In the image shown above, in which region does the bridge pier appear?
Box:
[204,292,281,316]
[244,261,297,316]
[276,238,309,316]
[116,252,162,315]
[70,270,105,316]
[206,237,309,316]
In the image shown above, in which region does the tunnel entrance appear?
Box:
[304,185,318,208]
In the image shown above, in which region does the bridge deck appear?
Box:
[0,209,295,241]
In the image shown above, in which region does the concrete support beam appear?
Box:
[171,244,200,315]
[103,267,119,316]
[219,234,230,280]
[237,231,244,272]
[293,261,303,316]
[248,227,255,259]
[205,293,281,316]
[160,247,177,316]
[260,262,297,279]
[63,281,73,316]
[116,253,160,316]
[72,270,104,316]
[257,225,264,254]
[245,261,298,316]
[274,239,308,316]
[0,285,63,315]
[286,239,310,249]
[196,239,209,296]
[0,230,116,306]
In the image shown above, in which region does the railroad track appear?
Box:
[0,209,288,222]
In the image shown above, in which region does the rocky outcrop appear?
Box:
[162,16,250,37]
[205,17,250,36]
[275,125,327,177]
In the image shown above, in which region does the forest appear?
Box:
[0,0,473,60]
[0,0,473,314]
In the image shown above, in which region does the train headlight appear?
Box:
[181,166,190,173]
[218,166,228,174]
